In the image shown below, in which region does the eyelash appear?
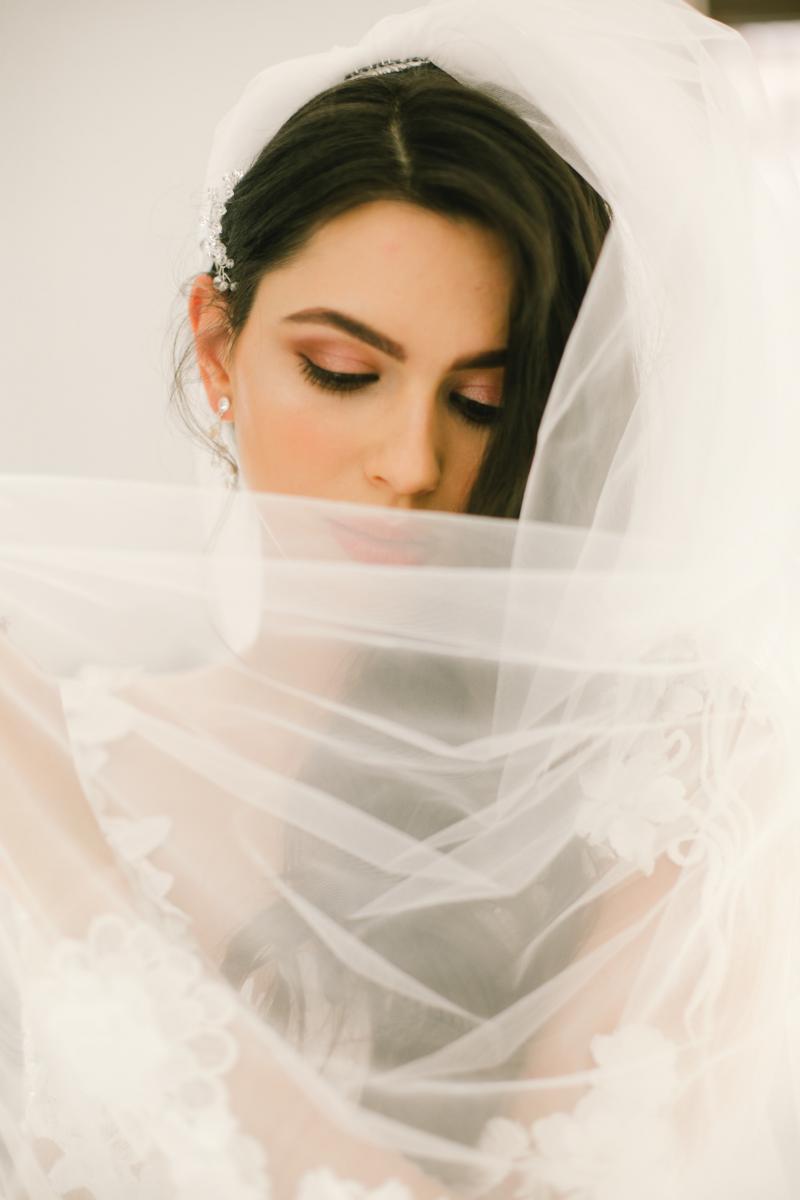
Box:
[297,355,503,428]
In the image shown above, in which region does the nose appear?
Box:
[363,392,443,503]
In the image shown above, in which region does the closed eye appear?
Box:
[297,355,503,428]
[298,355,378,392]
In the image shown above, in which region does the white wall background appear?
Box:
[0,0,422,482]
[1,2,798,483]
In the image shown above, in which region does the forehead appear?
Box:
[251,199,514,353]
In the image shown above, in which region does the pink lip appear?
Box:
[328,517,425,564]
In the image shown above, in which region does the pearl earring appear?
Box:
[208,396,238,489]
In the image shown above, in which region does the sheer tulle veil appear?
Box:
[2,1,800,1197]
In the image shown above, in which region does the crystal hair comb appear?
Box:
[199,168,244,293]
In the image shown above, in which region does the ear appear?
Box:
[188,274,235,418]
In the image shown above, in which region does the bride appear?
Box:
[2,1,800,1197]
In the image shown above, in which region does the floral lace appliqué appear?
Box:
[297,1168,422,1200]
[59,665,187,931]
[478,1025,683,1200]
[574,680,708,876]
[23,912,270,1199]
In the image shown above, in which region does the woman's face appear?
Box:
[191,199,514,513]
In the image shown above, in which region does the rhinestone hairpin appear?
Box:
[344,57,430,81]
[199,168,244,293]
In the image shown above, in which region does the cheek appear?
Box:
[452,444,487,507]
[450,426,488,480]
[233,357,362,493]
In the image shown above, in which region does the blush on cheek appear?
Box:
[243,403,359,495]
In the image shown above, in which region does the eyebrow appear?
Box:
[282,308,507,371]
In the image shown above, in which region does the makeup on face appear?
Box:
[282,307,506,427]
[217,199,515,514]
